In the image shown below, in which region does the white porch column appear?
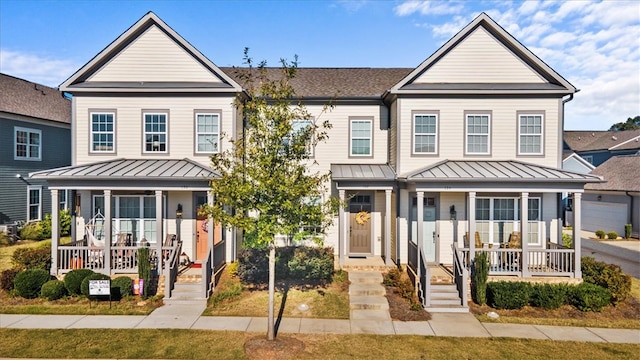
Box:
[338,189,346,267]
[104,189,112,275]
[521,192,529,277]
[572,192,582,278]
[385,189,392,266]
[468,191,476,261]
[417,191,424,279]
[50,189,59,275]
[155,190,163,270]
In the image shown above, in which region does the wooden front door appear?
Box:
[349,194,372,255]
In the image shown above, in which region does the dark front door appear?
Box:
[349,194,372,255]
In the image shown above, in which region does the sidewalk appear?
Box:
[1,311,639,343]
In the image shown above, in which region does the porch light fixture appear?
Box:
[176,204,183,218]
[449,205,457,220]
[15,173,31,185]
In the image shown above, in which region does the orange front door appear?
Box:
[195,218,222,261]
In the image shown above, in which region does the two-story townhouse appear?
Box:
[0,73,71,229]
[34,12,601,308]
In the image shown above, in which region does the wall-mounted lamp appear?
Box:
[176,203,183,218]
[597,195,602,201]
[449,205,457,220]
[15,173,31,185]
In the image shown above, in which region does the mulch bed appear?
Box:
[385,285,431,321]
[244,335,305,360]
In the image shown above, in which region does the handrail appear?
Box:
[452,244,468,307]
[202,243,213,299]
[163,240,182,298]
[418,247,431,308]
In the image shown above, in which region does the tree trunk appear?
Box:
[267,243,276,341]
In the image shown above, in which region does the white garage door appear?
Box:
[582,201,627,235]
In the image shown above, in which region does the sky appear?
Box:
[1,0,638,130]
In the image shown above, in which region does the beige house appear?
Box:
[33,12,601,308]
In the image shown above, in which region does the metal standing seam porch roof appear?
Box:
[29,158,219,181]
[331,164,396,181]
[401,160,603,183]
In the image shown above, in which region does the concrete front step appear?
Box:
[425,305,469,313]
[430,298,463,306]
[351,309,391,320]
[163,298,207,306]
[349,271,383,284]
[350,295,390,310]
[349,283,386,297]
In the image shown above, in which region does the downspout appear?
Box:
[626,191,634,235]
[560,93,575,234]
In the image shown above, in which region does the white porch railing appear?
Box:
[460,245,575,276]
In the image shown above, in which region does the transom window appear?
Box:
[475,197,541,246]
[350,119,372,156]
[413,114,437,154]
[27,186,42,221]
[195,113,220,154]
[466,114,490,154]
[15,127,41,161]
[519,114,543,155]
[144,113,167,153]
[91,112,115,152]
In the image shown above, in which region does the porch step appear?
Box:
[348,271,383,284]
[348,271,391,319]
[425,284,467,312]
[349,283,386,297]
[350,295,390,311]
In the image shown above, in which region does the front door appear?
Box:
[194,193,222,261]
[349,194,372,255]
[411,197,437,263]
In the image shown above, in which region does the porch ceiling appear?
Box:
[29,158,219,181]
[403,160,603,183]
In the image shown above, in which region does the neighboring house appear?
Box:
[33,12,600,306]
[564,129,640,167]
[582,155,640,238]
[561,150,595,225]
[0,73,71,227]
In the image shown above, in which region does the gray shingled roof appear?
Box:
[221,67,412,98]
[586,155,640,192]
[404,160,602,183]
[0,73,71,124]
[30,158,218,180]
[331,164,396,181]
[564,130,640,152]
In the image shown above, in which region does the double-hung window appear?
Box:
[465,113,490,155]
[350,118,372,157]
[518,114,543,155]
[27,186,42,221]
[413,113,438,154]
[14,127,41,161]
[291,119,313,156]
[195,113,220,154]
[475,197,542,246]
[91,112,115,153]
[143,112,167,153]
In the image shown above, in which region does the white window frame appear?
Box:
[465,114,491,155]
[93,194,166,244]
[143,112,168,153]
[475,196,542,246]
[582,155,593,164]
[413,113,438,155]
[14,126,41,161]
[195,112,220,154]
[27,185,42,221]
[349,119,372,157]
[90,112,116,153]
[518,114,544,155]
[59,190,69,211]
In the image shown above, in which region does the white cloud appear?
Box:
[395,0,464,16]
[333,0,369,13]
[0,49,77,87]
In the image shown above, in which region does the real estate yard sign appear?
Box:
[89,279,111,308]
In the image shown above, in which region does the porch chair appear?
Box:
[502,231,522,270]
[464,232,483,248]
[163,234,177,260]
[114,233,134,268]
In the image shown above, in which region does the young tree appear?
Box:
[204,50,337,340]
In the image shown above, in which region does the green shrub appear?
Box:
[570,282,610,311]
[41,209,72,238]
[237,248,269,284]
[625,224,633,239]
[581,257,631,305]
[530,283,569,310]
[111,276,133,300]
[287,247,334,282]
[210,281,243,306]
[40,279,68,300]
[383,268,402,287]
[13,268,51,299]
[63,269,95,295]
[471,251,490,305]
[19,221,45,240]
[226,262,238,277]
[607,231,618,240]
[487,281,532,309]
[12,246,51,271]
[397,278,415,301]
[595,230,606,239]
[0,232,14,246]
[1,268,22,291]
[80,273,111,299]
[138,247,152,298]
[562,233,573,248]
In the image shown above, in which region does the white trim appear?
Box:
[465,114,491,155]
[142,112,168,153]
[412,113,438,155]
[563,153,596,170]
[194,112,220,154]
[92,194,167,244]
[609,135,640,150]
[27,185,42,221]
[336,186,394,191]
[350,119,372,156]
[14,126,42,161]
[581,155,594,164]
[518,113,544,155]
[90,112,116,153]
[475,196,542,246]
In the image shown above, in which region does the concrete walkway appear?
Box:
[1,312,638,343]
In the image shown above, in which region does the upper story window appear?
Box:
[582,155,593,164]
[27,185,42,221]
[465,113,491,155]
[350,118,372,157]
[518,114,543,155]
[91,112,115,153]
[413,113,438,155]
[195,113,220,154]
[291,119,313,156]
[143,112,167,153]
[14,127,41,161]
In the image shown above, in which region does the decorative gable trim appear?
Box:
[387,12,576,96]
[60,12,242,93]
